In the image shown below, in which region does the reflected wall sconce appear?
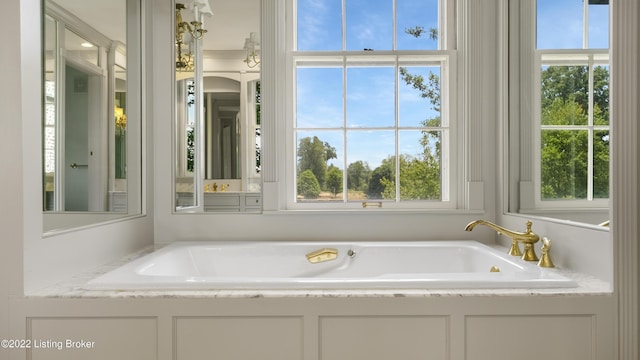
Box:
[243,32,261,68]
[175,3,208,72]
[114,107,126,131]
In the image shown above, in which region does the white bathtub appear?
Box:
[86,241,577,290]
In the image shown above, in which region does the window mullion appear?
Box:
[394,56,400,202]
[583,0,589,49]
[341,0,346,51]
[342,56,347,203]
[392,0,396,50]
[587,56,595,200]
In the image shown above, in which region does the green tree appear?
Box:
[347,160,371,192]
[378,154,441,201]
[326,166,343,198]
[297,136,337,188]
[186,128,194,172]
[298,169,321,199]
[541,65,609,123]
[540,99,589,199]
[368,158,395,199]
[540,65,610,200]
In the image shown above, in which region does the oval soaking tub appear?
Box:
[86,241,577,290]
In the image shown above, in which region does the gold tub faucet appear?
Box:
[465,220,540,261]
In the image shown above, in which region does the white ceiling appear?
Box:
[52,0,260,51]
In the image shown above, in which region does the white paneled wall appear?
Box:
[13,295,613,360]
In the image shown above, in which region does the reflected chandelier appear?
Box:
[175,3,207,72]
[243,32,261,68]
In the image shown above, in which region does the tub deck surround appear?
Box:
[23,241,608,297]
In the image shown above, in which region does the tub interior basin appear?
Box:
[86,241,578,290]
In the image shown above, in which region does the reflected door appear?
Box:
[63,64,103,211]
[64,65,90,211]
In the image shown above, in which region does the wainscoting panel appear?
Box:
[27,317,157,360]
[465,315,594,360]
[174,316,303,360]
[319,315,449,360]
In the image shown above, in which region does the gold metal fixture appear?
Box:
[306,248,339,264]
[598,220,610,227]
[490,266,500,272]
[175,3,207,72]
[242,32,260,68]
[114,107,126,130]
[362,201,382,208]
[537,237,555,268]
[465,220,540,261]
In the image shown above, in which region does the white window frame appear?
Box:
[283,0,460,211]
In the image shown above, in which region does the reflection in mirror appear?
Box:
[174,0,261,213]
[204,79,241,180]
[42,0,141,232]
[508,0,610,227]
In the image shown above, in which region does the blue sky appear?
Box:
[295,0,609,171]
[537,0,609,49]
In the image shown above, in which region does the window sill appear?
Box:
[262,208,486,216]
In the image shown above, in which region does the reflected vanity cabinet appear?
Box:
[204,192,261,212]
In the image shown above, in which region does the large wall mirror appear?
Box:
[42,0,142,232]
[174,0,261,213]
[507,0,610,228]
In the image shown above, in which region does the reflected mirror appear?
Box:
[174,0,261,213]
[508,0,610,227]
[43,0,142,231]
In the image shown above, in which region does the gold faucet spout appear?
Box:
[465,220,539,243]
[465,220,540,261]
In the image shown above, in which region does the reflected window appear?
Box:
[536,0,610,203]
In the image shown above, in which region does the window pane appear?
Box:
[541,65,589,126]
[537,0,583,49]
[346,0,393,51]
[399,66,441,127]
[347,67,395,128]
[297,67,343,128]
[398,130,441,200]
[396,0,439,50]
[297,0,342,50]
[541,130,588,200]
[593,130,609,199]
[347,130,395,201]
[594,65,610,125]
[296,131,344,201]
[588,2,609,49]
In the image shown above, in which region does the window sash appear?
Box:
[533,51,610,208]
[289,53,455,209]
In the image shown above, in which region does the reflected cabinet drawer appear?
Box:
[245,195,262,207]
[204,194,241,206]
